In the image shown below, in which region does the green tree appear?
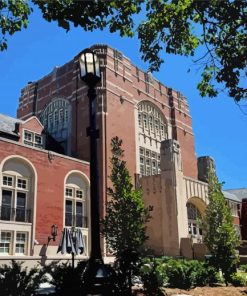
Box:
[0,0,246,101]
[200,172,240,285]
[101,136,152,257]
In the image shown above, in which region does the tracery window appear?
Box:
[137,101,168,176]
[40,99,70,132]
[40,98,70,153]
[138,101,167,140]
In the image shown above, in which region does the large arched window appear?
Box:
[187,203,202,239]
[40,98,71,153]
[64,172,89,255]
[0,157,36,256]
[137,101,168,176]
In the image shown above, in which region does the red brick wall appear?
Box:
[0,139,90,245]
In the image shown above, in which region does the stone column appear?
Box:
[160,139,188,256]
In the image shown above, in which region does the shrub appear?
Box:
[164,259,192,289]
[190,261,219,287]
[45,261,87,296]
[164,259,219,289]
[139,257,166,295]
[229,273,246,287]
[239,264,247,273]
[0,260,47,296]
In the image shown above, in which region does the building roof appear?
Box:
[224,188,247,201]
[223,190,241,202]
[0,113,23,136]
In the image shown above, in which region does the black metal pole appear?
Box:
[88,86,101,259]
[81,84,114,295]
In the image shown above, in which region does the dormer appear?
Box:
[20,116,45,149]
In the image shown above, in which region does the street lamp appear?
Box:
[47,224,58,245]
[79,49,114,295]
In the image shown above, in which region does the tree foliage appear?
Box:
[0,0,246,101]
[0,260,47,296]
[200,172,240,285]
[0,0,31,50]
[101,136,152,257]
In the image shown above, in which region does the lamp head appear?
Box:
[79,49,101,86]
[51,224,58,238]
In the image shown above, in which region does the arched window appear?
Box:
[187,203,202,239]
[64,172,89,255]
[137,101,168,176]
[0,157,35,256]
[40,98,71,153]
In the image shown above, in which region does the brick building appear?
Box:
[0,44,246,263]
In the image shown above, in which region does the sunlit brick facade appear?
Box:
[0,45,246,265]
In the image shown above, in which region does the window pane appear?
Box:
[192,223,197,235]
[76,190,83,199]
[17,192,26,207]
[15,232,26,254]
[66,200,72,213]
[2,190,12,206]
[16,192,26,222]
[1,190,12,220]
[139,147,144,155]
[17,178,27,189]
[0,231,11,254]
[54,110,58,126]
[138,114,142,127]
[3,176,13,187]
[24,131,32,141]
[59,109,64,122]
[35,135,42,145]
[76,202,83,227]
[65,188,73,197]
[76,202,83,214]
[65,200,73,226]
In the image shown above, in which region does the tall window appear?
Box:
[1,174,30,222]
[139,147,160,176]
[64,173,89,255]
[187,203,202,239]
[65,186,86,228]
[1,158,35,256]
[40,98,70,153]
[137,101,167,176]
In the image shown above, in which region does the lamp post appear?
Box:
[79,49,114,295]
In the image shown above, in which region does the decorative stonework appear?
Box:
[161,139,182,171]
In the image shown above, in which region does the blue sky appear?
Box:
[0,9,246,189]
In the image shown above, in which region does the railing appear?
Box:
[65,214,88,228]
[183,176,209,203]
[0,206,31,223]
